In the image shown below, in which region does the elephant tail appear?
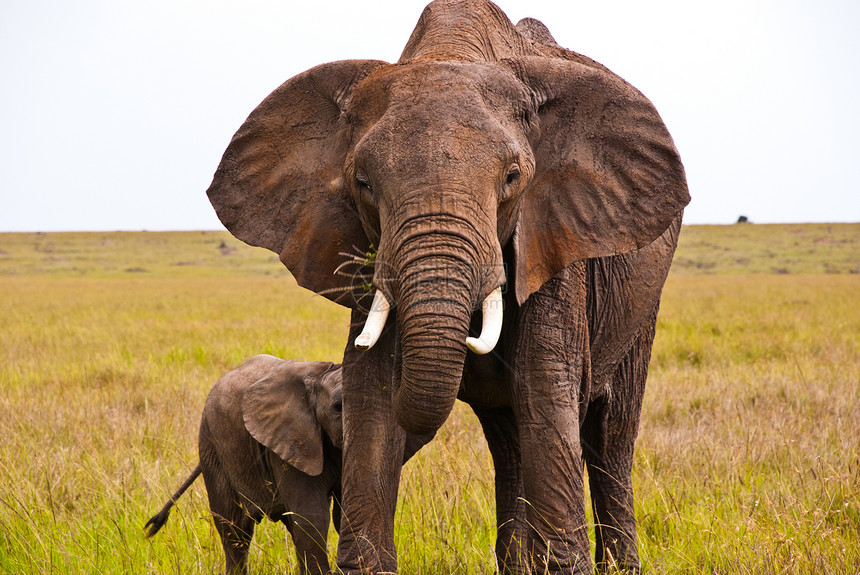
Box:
[143,463,202,538]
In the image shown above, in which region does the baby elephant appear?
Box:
[145,354,344,575]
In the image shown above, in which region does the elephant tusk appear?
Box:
[354,290,391,351]
[465,287,503,355]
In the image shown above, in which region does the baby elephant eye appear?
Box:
[333,400,343,413]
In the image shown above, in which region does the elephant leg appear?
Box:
[213,513,255,575]
[199,434,258,575]
[581,307,657,573]
[512,263,592,575]
[473,405,529,575]
[337,309,406,574]
[203,474,256,575]
[278,470,332,575]
[283,512,331,575]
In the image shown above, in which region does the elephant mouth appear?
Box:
[354,285,504,355]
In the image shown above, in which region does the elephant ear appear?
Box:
[206,60,388,307]
[242,361,326,476]
[506,57,690,304]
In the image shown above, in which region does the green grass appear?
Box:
[639,274,860,573]
[0,275,348,574]
[0,230,284,278]
[671,223,859,275]
[1,224,858,573]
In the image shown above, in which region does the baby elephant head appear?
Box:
[242,356,343,476]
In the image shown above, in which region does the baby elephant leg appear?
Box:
[278,466,333,575]
[202,469,257,575]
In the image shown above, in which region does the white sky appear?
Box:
[1,0,858,232]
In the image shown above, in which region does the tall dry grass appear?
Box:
[639,274,860,573]
[1,227,858,573]
[0,275,348,573]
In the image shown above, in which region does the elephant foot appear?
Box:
[596,555,641,575]
[336,534,398,575]
[597,564,640,575]
[525,537,593,575]
[531,556,593,575]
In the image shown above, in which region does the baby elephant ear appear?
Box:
[505,57,690,304]
[206,59,388,307]
[242,361,328,476]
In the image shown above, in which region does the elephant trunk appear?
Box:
[384,215,499,436]
[356,275,504,436]
[394,283,473,435]
[353,187,505,435]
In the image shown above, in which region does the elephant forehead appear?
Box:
[350,61,532,128]
[349,63,533,173]
[355,115,521,188]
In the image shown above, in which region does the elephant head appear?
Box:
[207,0,688,437]
[242,358,343,475]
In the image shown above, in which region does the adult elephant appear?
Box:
[206,1,689,573]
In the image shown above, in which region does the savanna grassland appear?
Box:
[1,223,858,574]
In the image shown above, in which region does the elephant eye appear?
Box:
[333,400,343,413]
[355,172,373,193]
[505,166,521,187]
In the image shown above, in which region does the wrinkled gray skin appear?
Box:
[144,355,344,575]
[205,1,690,573]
